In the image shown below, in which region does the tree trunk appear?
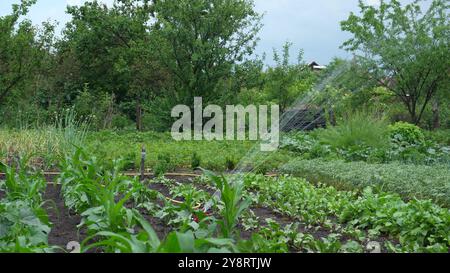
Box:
[136,101,143,131]
[328,108,337,126]
[103,93,115,129]
[432,98,440,130]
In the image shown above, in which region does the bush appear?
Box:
[388,122,425,145]
[281,159,450,207]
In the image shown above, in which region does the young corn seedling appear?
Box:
[203,170,251,239]
[81,212,161,253]
[0,157,46,207]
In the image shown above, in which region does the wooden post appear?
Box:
[140,146,146,182]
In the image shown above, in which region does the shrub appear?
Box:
[388,122,425,145]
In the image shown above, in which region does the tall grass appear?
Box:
[315,111,389,150]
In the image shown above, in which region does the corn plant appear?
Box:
[58,148,113,213]
[81,212,161,253]
[0,158,46,207]
[78,176,137,234]
[203,170,251,238]
[82,213,237,253]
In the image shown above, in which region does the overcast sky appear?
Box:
[0,0,419,66]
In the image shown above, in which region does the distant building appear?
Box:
[308,61,327,71]
[282,107,326,132]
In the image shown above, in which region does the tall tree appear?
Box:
[340,0,450,125]
[60,0,167,130]
[153,0,262,104]
[265,42,315,112]
[0,0,39,105]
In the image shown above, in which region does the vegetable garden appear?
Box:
[0,0,449,255]
[0,127,449,253]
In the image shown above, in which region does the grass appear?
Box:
[315,111,389,150]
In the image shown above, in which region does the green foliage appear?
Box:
[58,148,105,213]
[0,152,53,252]
[341,0,450,124]
[0,200,53,253]
[74,86,117,130]
[265,42,315,112]
[78,186,135,235]
[281,126,450,165]
[425,129,450,146]
[0,0,40,106]
[225,156,237,171]
[340,188,450,252]
[244,174,450,252]
[54,108,90,155]
[191,152,201,170]
[316,112,389,151]
[204,171,251,238]
[282,159,450,207]
[154,154,173,177]
[389,122,425,145]
[153,0,262,103]
[0,159,46,207]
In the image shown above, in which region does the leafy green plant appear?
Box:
[78,189,135,235]
[81,212,161,253]
[389,121,425,145]
[191,152,201,170]
[340,188,450,251]
[58,149,105,212]
[154,154,173,177]
[0,159,46,207]
[204,171,251,238]
[83,213,236,253]
[130,179,163,213]
[306,234,342,253]
[245,173,450,252]
[54,107,90,155]
[0,200,54,253]
[282,159,450,206]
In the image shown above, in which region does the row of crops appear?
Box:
[0,148,449,253]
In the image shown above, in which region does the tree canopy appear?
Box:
[340,0,450,125]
